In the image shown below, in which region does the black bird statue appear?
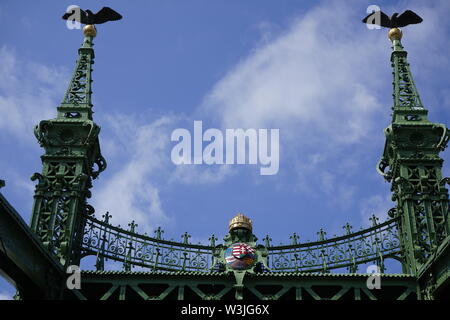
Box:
[362,10,422,28]
[62,6,122,25]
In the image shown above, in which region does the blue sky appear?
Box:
[1,0,450,299]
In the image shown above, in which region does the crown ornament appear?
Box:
[229,213,253,232]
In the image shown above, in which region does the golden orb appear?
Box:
[83,24,97,38]
[229,213,253,232]
[388,28,402,41]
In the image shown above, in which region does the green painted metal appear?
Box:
[74,270,418,300]
[416,236,450,299]
[0,192,65,299]
[81,213,401,273]
[377,36,450,279]
[30,34,106,267]
[1,16,448,300]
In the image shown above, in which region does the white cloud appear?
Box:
[2,0,449,238]
[91,114,240,232]
[197,1,392,209]
[201,1,386,143]
[92,115,175,233]
[0,46,70,221]
[198,0,450,216]
[0,46,68,142]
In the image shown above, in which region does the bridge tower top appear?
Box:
[30,25,108,266]
[377,25,450,277]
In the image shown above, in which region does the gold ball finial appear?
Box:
[83,24,97,38]
[388,28,402,41]
[229,213,253,232]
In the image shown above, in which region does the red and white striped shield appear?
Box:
[232,243,255,259]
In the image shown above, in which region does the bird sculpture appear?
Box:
[362,9,422,28]
[62,6,122,25]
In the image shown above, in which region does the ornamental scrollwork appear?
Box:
[81,214,402,273]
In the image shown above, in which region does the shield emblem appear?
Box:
[224,243,257,270]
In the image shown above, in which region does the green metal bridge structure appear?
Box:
[0,22,449,301]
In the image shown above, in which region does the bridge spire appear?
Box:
[388,27,426,124]
[30,25,107,267]
[378,27,450,277]
[58,25,97,121]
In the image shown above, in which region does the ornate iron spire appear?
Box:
[388,27,427,124]
[30,26,107,266]
[377,27,450,275]
[58,25,96,121]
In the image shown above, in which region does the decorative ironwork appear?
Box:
[379,33,450,275]
[391,38,424,110]
[61,37,94,112]
[81,214,401,273]
[82,215,215,272]
[30,32,105,267]
[267,218,401,273]
[7,8,448,301]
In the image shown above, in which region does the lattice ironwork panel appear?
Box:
[81,215,402,273]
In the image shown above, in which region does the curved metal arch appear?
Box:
[266,218,402,272]
[81,216,215,272]
[80,215,402,273]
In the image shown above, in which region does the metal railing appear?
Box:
[81,213,402,273]
[266,218,401,272]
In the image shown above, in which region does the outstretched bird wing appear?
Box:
[62,7,90,24]
[395,10,423,27]
[94,7,123,24]
[362,10,391,28]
